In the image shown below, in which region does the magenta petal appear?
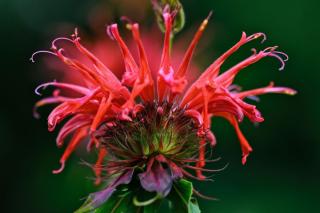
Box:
[87,187,116,209]
[138,160,173,197]
[85,169,134,209]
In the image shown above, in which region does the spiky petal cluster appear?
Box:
[33,8,295,206]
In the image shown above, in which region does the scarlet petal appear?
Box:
[94,147,108,185]
[90,95,113,132]
[35,81,90,96]
[47,102,77,131]
[157,12,173,101]
[166,14,212,102]
[206,130,217,147]
[198,139,206,168]
[33,96,73,119]
[180,31,275,108]
[180,32,248,107]
[129,23,155,102]
[215,112,253,164]
[52,161,65,174]
[56,114,91,147]
[185,109,204,127]
[237,82,297,99]
[108,24,139,87]
[195,165,206,180]
[53,127,88,174]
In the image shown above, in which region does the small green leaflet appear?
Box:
[142,199,163,213]
[188,198,201,213]
[75,190,137,213]
[167,179,201,213]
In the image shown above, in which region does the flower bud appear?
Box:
[152,0,185,34]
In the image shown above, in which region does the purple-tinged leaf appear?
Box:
[75,169,134,212]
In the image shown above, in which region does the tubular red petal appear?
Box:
[159,12,173,74]
[108,24,139,87]
[202,87,209,129]
[94,147,108,185]
[52,161,65,174]
[73,37,123,88]
[53,127,88,174]
[166,12,212,101]
[215,51,266,88]
[53,29,125,92]
[202,32,248,79]
[185,109,204,127]
[33,96,74,119]
[216,47,289,88]
[47,102,78,131]
[56,114,91,147]
[128,23,155,102]
[206,130,216,147]
[54,46,129,98]
[195,165,206,180]
[209,104,244,122]
[198,139,206,168]
[35,82,90,96]
[181,32,269,107]
[237,82,297,99]
[54,48,103,87]
[47,87,102,131]
[90,94,113,132]
[215,113,253,164]
[175,12,212,79]
[157,12,173,101]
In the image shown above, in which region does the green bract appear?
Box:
[152,0,185,35]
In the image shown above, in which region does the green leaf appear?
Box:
[97,191,136,213]
[167,180,191,213]
[188,198,201,213]
[75,190,137,213]
[143,199,163,213]
[167,179,201,213]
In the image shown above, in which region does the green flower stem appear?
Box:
[133,193,162,206]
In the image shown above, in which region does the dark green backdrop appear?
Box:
[1,0,319,212]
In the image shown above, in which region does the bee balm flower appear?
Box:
[32,8,295,211]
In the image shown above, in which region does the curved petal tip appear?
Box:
[52,161,65,174]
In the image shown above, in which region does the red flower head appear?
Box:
[32,8,295,211]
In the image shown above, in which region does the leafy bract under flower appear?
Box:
[33,8,296,211]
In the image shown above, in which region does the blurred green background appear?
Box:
[1,0,319,212]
